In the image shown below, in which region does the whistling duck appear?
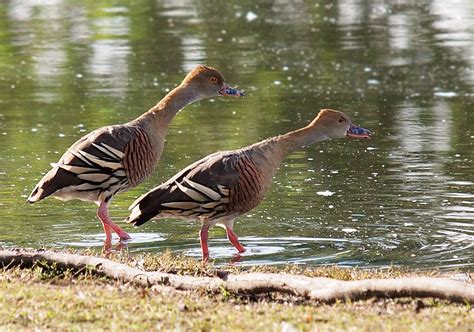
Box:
[27,65,244,243]
[126,109,371,260]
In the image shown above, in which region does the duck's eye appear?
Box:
[338,118,344,123]
[210,76,218,83]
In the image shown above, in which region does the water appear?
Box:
[0,0,472,269]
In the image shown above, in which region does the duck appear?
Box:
[27,65,244,243]
[126,109,371,260]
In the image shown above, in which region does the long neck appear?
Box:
[133,83,200,130]
[247,123,329,174]
[255,124,329,164]
[277,124,329,156]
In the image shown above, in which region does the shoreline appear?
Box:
[0,248,472,331]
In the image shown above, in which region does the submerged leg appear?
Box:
[103,238,129,256]
[226,226,245,254]
[199,224,210,261]
[97,201,131,241]
[103,239,112,254]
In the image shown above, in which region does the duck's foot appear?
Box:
[102,239,128,257]
[97,201,132,241]
[226,227,245,253]
[230,253,243,264]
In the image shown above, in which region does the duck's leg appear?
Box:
[199,224,210,261]
[225,225,245,253]
[103,237,128,256]
[101,222,113,243]
[97,201,131,241]
[102,239,112,254]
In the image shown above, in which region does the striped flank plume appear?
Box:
[28,125,157,204]
[127,148,268,226]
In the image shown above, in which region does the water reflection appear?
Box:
[394,101,453,152]
[88,9,131,96]
[8,0,62,21]
[0,0,472,269]
[181,36,207,71]
[63,232,165,248]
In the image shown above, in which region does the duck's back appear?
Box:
[127,143,279,226]
[28,124,160,204]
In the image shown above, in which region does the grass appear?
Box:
[0,250,472,331]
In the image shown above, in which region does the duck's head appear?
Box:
[181,65,244,99]
[311,109,371,139]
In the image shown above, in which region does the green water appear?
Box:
[0,0,472,269]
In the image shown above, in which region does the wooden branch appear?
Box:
[1,249,473,304]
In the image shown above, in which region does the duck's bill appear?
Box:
[346,124,372,139]
[219,84,245,97]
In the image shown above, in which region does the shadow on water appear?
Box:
[0,0,472,269]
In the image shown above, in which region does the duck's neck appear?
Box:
[256,124,329,164]
[241,123,329,185]
[277,124,329,155]
[134,83,200,130]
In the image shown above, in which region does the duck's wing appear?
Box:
[127,149,265,226]
[27,124,157,204]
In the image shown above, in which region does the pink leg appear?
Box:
[226,227,245,253]
[97,201,131,241]
[199,224,210,262]
[101,220,113,243]
[102,239,112,254]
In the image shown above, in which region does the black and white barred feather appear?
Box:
[28,125,157,204]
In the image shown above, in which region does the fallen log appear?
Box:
[1,249,472,304]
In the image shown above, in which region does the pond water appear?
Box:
[0,0,472,269]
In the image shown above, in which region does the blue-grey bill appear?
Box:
[219,85,244,97]
[346,124,371,138]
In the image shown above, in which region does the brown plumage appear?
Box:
[126,109,372,260]
[27,65,244,243]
